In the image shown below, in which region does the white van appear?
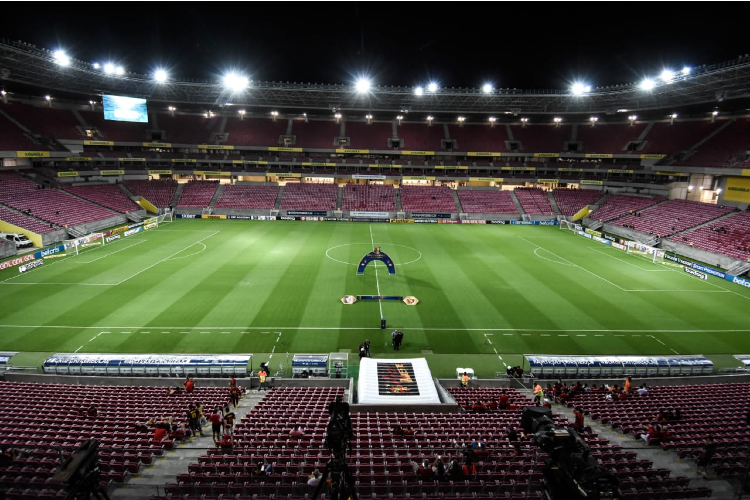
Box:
[0,232,33,248]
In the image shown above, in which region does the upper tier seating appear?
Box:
[214,185,279,210]
[611,199,735,237]
[124,179,178,208]
[176,181,220,208]
[279,183,337,210]
[640,120,723,154]
[342,184,396,211]
[0,381,232,497]
[447,124,509,152]
[587,195,664,222]
[400,186,457,212]
[0,172,117,227]
[510,124,572,153]
[1,102,82,140]
[0,205,57,234]
[79,110,147,142]
[63,184,140,213]
[567,382,750,479]
[158,113,219,144]
[514,188,554,215]
[224,117,287,146]
[552,188,603,216]
[576,123,647,154]
[346,121,393,150]
[292,120,340,149]
[669,210,750,260]
[0,107,41,150]
[397,123,445,151]
[457,190,519,214]
[680,118,750,168]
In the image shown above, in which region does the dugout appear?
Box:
[291,354,329,377]
[525,354,714,379]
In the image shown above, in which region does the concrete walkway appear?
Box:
[111,388,267,499]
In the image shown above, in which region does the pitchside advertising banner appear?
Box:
[350,211,389,218]
[411,213,451,219]
[287,211,327,216]
[510,221,559,225]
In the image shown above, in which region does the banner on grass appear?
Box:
[684,267,708,280]
[378,362,420,396]
[0,254,36,271]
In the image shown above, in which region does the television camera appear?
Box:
[50,438,110,500]
[311,396,357,500]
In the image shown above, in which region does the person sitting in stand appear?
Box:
[462,460,478,480]
[472,400,487,413]
[417,458,433,480]
[448,459,465,479]
[637,384,649,396]
[217,432,235,451]
[86,404,98,417]
[507,426,519,443]
[402,424,416,437]
[290,425,305,438]
[432,456,446,479]
[307,469,321,487]
[641,423,662,444]
[184,376,195,393]
[392,424,404,436]
[153,417,173,442]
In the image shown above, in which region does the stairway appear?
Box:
[170,184,185,208]
[727,261,750,276]
[126,212,142,223]
[547,191,562,215]
[117,183,138,200]
[451,189,463,212]
[274,185,285,210]
[395,188,403,211]
[208,184,224,209]
[337,186,343,210]
[509,190,526,214]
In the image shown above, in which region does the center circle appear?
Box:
[326,243,422,266]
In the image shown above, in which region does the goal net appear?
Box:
[624,241,672,266]
[63,232,105,256]
[560,220,582,232]
[157,209,173,225]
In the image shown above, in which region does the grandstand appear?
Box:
[514,187,555,215]
[342,184,396,212]
[400,185,457,212]
[458,189,520,214]
[611,199,736,237]
[123,180,178,209]
[279,183,337,210]
[214,185,279,210]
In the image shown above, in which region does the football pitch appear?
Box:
[1,219,748,378]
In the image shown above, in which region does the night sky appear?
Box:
[3,2,746,90]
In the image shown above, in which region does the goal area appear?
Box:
[63,232,105,256]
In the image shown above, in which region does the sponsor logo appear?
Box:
[227,215,254,220]
[732,276,750,288]
[124,227,143,237]
[585,228,602,238]
[280,216,297,221]
[105,234,121,243]
[288,210,327,216]
[578,231,593,239]
[350,211,389,218]
[691,263,725,279]
[411,212,450,219]
[604,234,616,242]
[685,267,708,280]
[301,217,324,221]
[460,220,486,224]
[144,223,157,230]
[176,214,198,219]
[390,219,415,224]
[40,246,63,257]
[414,219,438,223]
[612,242,627,251]
[201,215,226,220]
[109,225,129,234]
[0,254,35,270]
[19,260,44,273]
[489,220,507,224]
[128,222,143,229]
[439,219,460,224]
[593,236,611,244]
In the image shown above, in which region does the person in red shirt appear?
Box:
[209,408,223,442]
[472,400,487,413]
[185,377,195,393]
[462,461,477,479]
[573,408,585,431]
[498,393,511,410]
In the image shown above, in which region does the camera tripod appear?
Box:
[311,454,358,500]
[63,465,111,500]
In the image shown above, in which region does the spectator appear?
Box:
[432,456,446,479]
[697,436,717,476]
[359,343,366,360]
[533,383,543,405]
[187,404,202,437]
[153,417,172,442]
[472,400,487,413]
[641,423,662,444]
[507,426,518,443]
[217,433,235,451]
[637,384,648,396]
[402,424,416,437]
[498,393,511,410]
[86,404,98,417]
[307,469,321,487]
[209,407,223,442]
[229,384,240,408]
[229,376,236,388]
[167,386,181,396]
[624,376,632,393]
[196,401,207,426]
[461,372,470,389]
[462,460,477,480]
[392,424,404,436]
[222,405,235,435]
[417,459,433,480]
[573,407,585,431]
[185,377,195,393]
[258,367,268,391]
[290,425,305,438]
[448,459,464,479]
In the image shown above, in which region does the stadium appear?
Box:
[0,10,749,500]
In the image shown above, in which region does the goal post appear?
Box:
[560,220,582,232]
[625,241,667,265]
[63,232,105,255]
[157,209,173,225]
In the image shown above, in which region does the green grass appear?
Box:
[1,219,748,378]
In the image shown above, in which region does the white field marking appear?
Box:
[576,335,586,337]
[503,333,513,336]
[74,345,84,353]
[165,242,207,261]
[648,335,666,346]
[221,331,230,334]
[493,348,498,354]
[483,333,494,336]
[632,335,641,337]
[114,231,219,285]
[625,289,728,293]
[540,334,550,337]
[615,335,625,337]
[141,331,150,334]
[325,243,422,267]
[521,334,531,336]
[486,339,493,345]
[0,282,115,286]
[370,225,384,319]
[241,331,249,334]
[671,349,680,355]
[122,331,130,334]
[558,334,568,337]
[69,240,148,264]
[2,324,749,334]
[200,331,210,334]
[589,248,669,272]
[595,335,604,337]
[180,331,190,334]
[533,247,578,267]
[161,331,170,334]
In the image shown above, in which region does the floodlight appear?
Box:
[688,185,694,190]
[365,114,373,119]
[103,63,115,74]
[488,117,496,122]
[45,95,51,101]
[168,106,176,111]
[355,78,371,93]
[271,111,279,116]
[414,86,423,96]
[223,73,249,92]
[671,113,678,118]
[238,109,245,114]
[426,116,434,121]
[334,113,342,119]
[53,50,70,67]
[628,115,637,121]
[154,69,168,83]
[92,62,100,70]
[1,90,6,95]
[660,69,675,83]
[571,82,589,95]
[482,83,492,93]
[115,66,124,75]
[640,78,655,90]
[590,116,598,122]
[427,82,438,92]
[553,117,562,123]
[396,115,403,120]
[712,110,719,116]
[716,188,722,193]
[520,117,528,122]
[682,66,691,75]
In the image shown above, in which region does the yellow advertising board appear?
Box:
[537,179,559,183]
[470,177,500,182]
[143,142,172,148]
[301,162,336,167]
[585,154,613,159]
[171,159,197,163]
[268,147,303,152]
[197,144,235,150]
[742,169,750,177]
[724,176,750,203]
[533,153,560,158]
[467,152,502,157]
[84,140,114,146]
[608,169,634,174]
[100,170,125,175]
[57,171,78,177]
[119,158,146,162]
[201,214,227,220]
[585,228,602,238]
[656,171,684,176]
[403,176,435,181]
[640,154,666,159]
[266,172,302,178]
[233,160,268,165]
[336,149,370,154]
[16,151,50,158]
[400,151,435,156]
[195,171,231,176]
[148,170,173,175]
[66,157,92,162]
[580,180,604,185]
[558,168,583,172]
[502,167,536,171]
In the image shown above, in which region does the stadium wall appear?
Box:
[0,220,43,247]
[660,239,748,272]
[0,239,15,258]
